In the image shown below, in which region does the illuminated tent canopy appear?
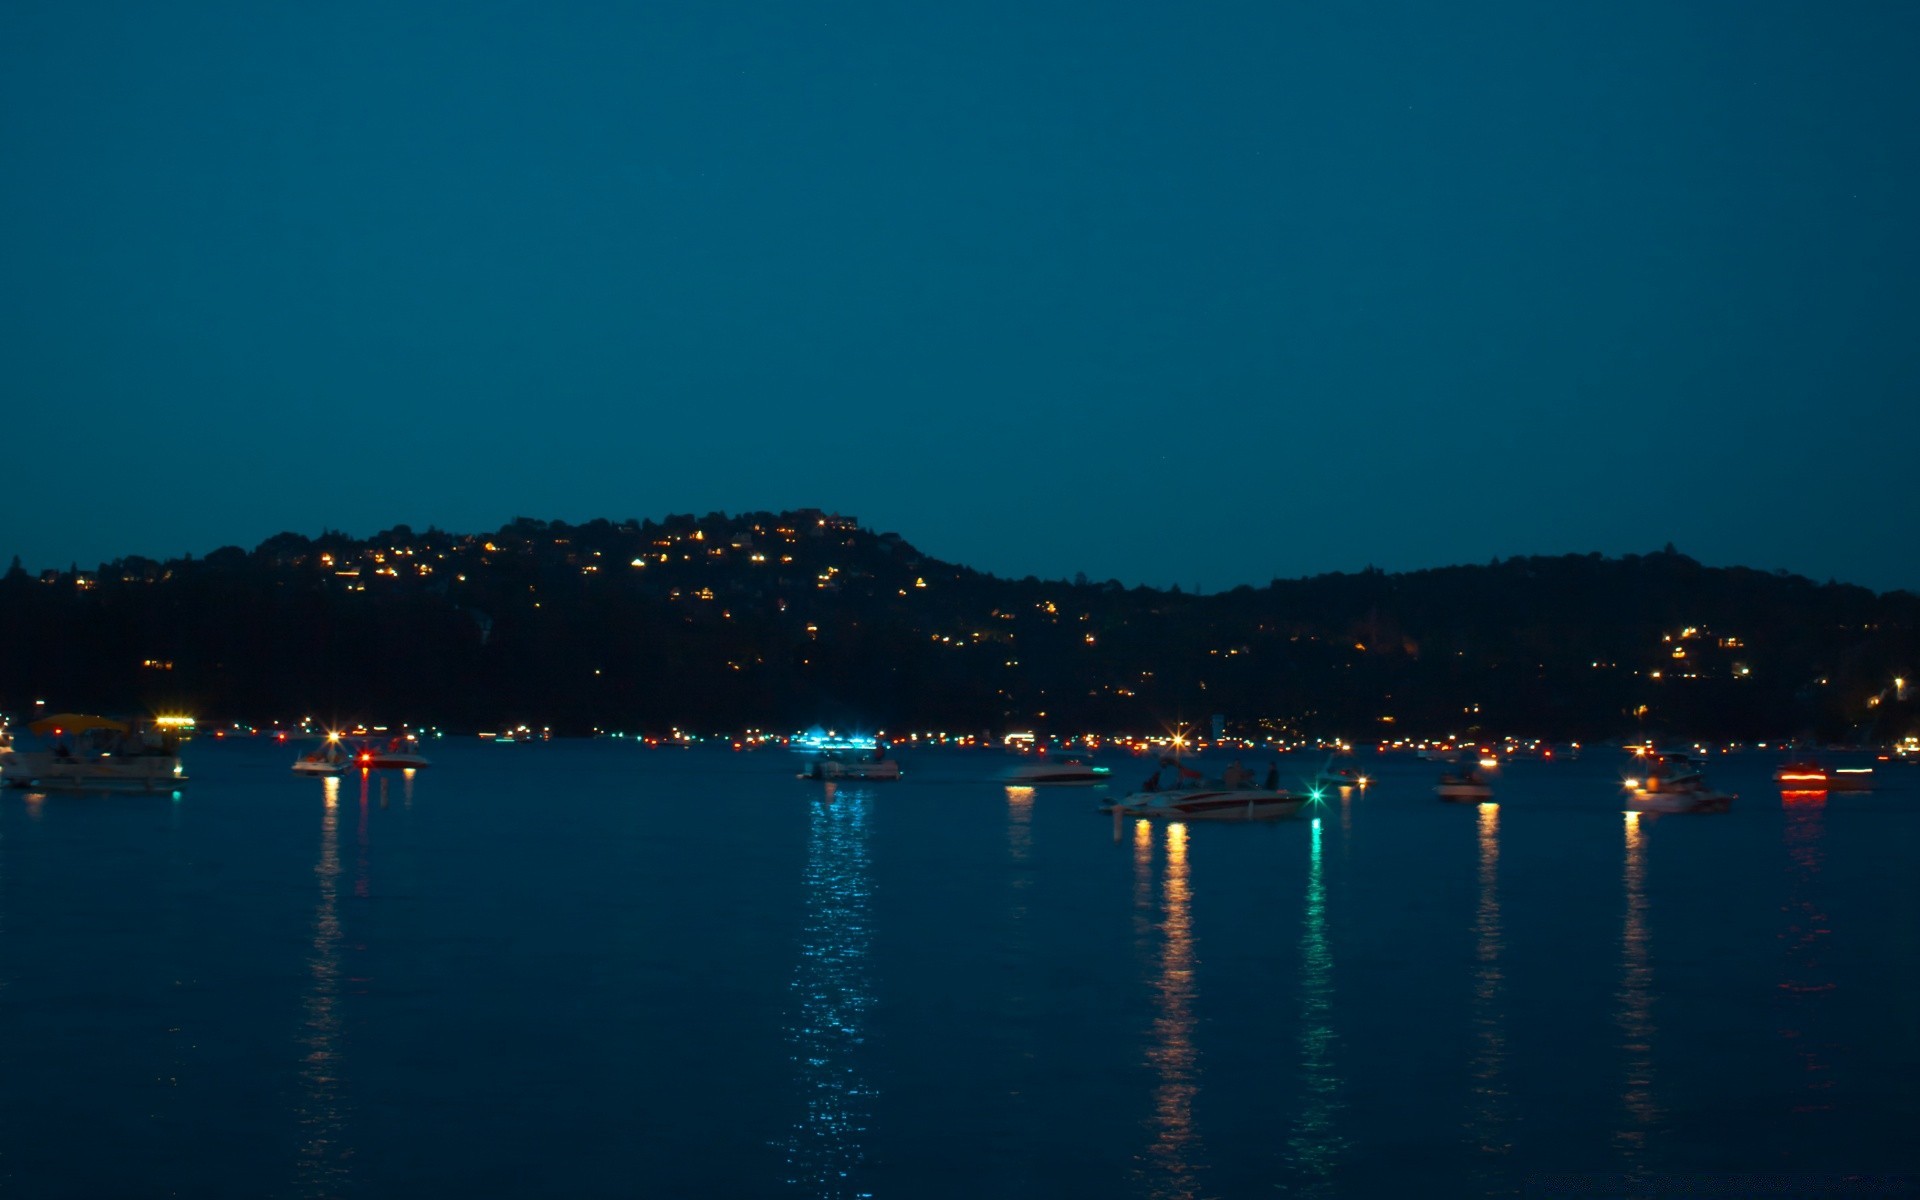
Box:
[28,713,129,736]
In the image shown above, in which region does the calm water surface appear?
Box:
[1,742,1916,1196]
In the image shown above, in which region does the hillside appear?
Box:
[2,511,1914,742]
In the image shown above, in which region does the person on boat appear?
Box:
[1263,763,1280,790]
[1142,765,1162,792]
[1222,760,1253,788]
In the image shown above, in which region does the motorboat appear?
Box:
[799,752,901,782]
[793,729,899,781]
[1314,766,1370,789]
[1773,761,1873,792]
[356,737,432,770]
[292,735,352,775]
[1623,754,1734,812]
[0,713,189,792]
[1434,772,1493,802]
[1102,786,1305,821]
[1006,757,1110,785]
[1627,788,1734,814]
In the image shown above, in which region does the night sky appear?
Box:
[4,3,1917,592]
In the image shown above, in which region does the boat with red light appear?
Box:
[1772,761,1872,792]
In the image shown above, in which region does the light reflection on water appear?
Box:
[1615,811,1658,1165]
[1469,802,1510,1187]
[782,783,876,1199]
[1778,793,1835,1115]
[1286,817,1345,1197]
[1132,818,1154,942]
[1006,786,1034,917]
[294,775,349,1195]
[1143,822,1203,1199]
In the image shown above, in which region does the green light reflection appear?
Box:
[1286,814,1346,1195]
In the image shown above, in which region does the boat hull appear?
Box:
[1107,789,1304,821]
[1773,766,1872,792]
[1,750,185,792]
[365,755,430,770]
[801,759,901,782]
[1628,789,1734,814]
[1435,783,1493,802]
[292,760,350,775]
[1006,765,1108,785]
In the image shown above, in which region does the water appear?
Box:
[1,743,1916,1197]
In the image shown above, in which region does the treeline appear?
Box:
[1,513,1914,743]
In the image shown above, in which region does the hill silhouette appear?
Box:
[2,511,1913,743]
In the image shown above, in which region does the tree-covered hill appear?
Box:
[3,511,1913,743]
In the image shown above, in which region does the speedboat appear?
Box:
[1006,758,1110,785]
[1,713,189,792]
[1434,772,1493,802]
[292,736,351,775]
[357,737,432,770]
[1103,787,1305,821]
[1773,761,1872,792]
[1314,766,1369,789]
[1624,755,1734,812]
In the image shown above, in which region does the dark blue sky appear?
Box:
[5,2,1917,592]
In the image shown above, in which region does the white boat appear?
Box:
[1434,773,1493,802]
[799,753,901,781]
[292,736,351,775]
[1624,754,1734,812]
[0,713,189,792]
[1103,787,1305,821]
[1006,758,1110,785]
[358,737,432,770]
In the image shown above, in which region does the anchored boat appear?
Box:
[1,713,190,792]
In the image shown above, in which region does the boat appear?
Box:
[1006,757,1110,785]
[1314,765,1370,790]
[1434,772,1493,802]
[0,713,189,792]
[1623,753,1735,812]
[357,736,432,770]
[1103,786,1305,821]
[292,735,352,775]
[1773,761,1873,792]
[793,729,900,781]
[799,752,901,781]
[1626,788,1734,814]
